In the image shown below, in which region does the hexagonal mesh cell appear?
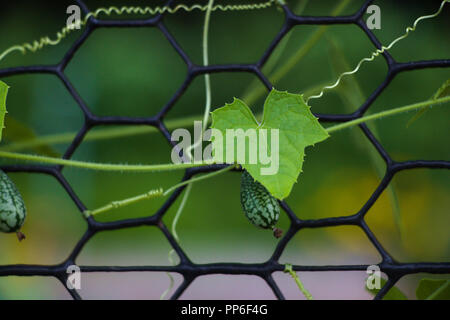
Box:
[0,0,448,300]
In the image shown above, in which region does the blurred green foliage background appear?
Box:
[0,0,448,299]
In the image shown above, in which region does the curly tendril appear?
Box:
[307,0,449,103]
[0,1,277,64]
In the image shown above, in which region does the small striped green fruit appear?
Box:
[0,170,26,240]
[240,170,282,238]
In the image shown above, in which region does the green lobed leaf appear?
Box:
[416,279,450,300]
[366,276,408,300]
[0,80,8,143]
[210,88,329,200]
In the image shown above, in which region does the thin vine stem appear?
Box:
[201,0,213,134]
[164,165,235,197]
[0,96,447,171]
[0,1,277,64]
[284,264,313,300]
[160,183,192,300]
[426,280,449,300]
[325,95,450,134]
[84,188,163,217]
[158,169,234,300]
[84,165,235,217]
[161,0,216,300]
[0,115,205,153]
[307,0,449,103]
[171,184,193,242]
[0,150,212,172]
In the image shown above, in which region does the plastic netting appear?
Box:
[0,0,449,300]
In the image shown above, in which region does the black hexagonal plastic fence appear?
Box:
[0,0,449,300]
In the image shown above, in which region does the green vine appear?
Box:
[161,0,216,300]
[0,94,448,173]
[284,264,313,300]
[0,1,277,64]
[0,150,211,172]
[307,0,450,103]
[83,164,236,217]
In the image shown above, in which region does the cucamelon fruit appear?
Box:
[0,170,26,241]
[240,170,282,238]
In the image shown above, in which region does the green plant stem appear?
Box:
[0,1,277,65]
[84,188,163,217]
[426,280,449,300]
[325,95,450,134]
[160,183,192,300]
[1,111,264,154]
[160,183,193,300]
[0,115,204,153]
[161,0,215,300]
[164,165,235,197]
[85,165,234,218]
[171,184,193,241]
[284,264,313,300]
[308,0,449,103]
[407,78,450,127]
[0,96,448,171]
[0,150,211,172]
[327,37,403,238]
[201,0,213,132]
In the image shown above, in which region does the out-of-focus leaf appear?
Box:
[242,0,351,106]
[416,279,450,300]
[0,80,8,142]
[3,116,60,157]
[327,38,403,237]
[407,79,450,127]
[366,276,408,300]
[241,0,310,106]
